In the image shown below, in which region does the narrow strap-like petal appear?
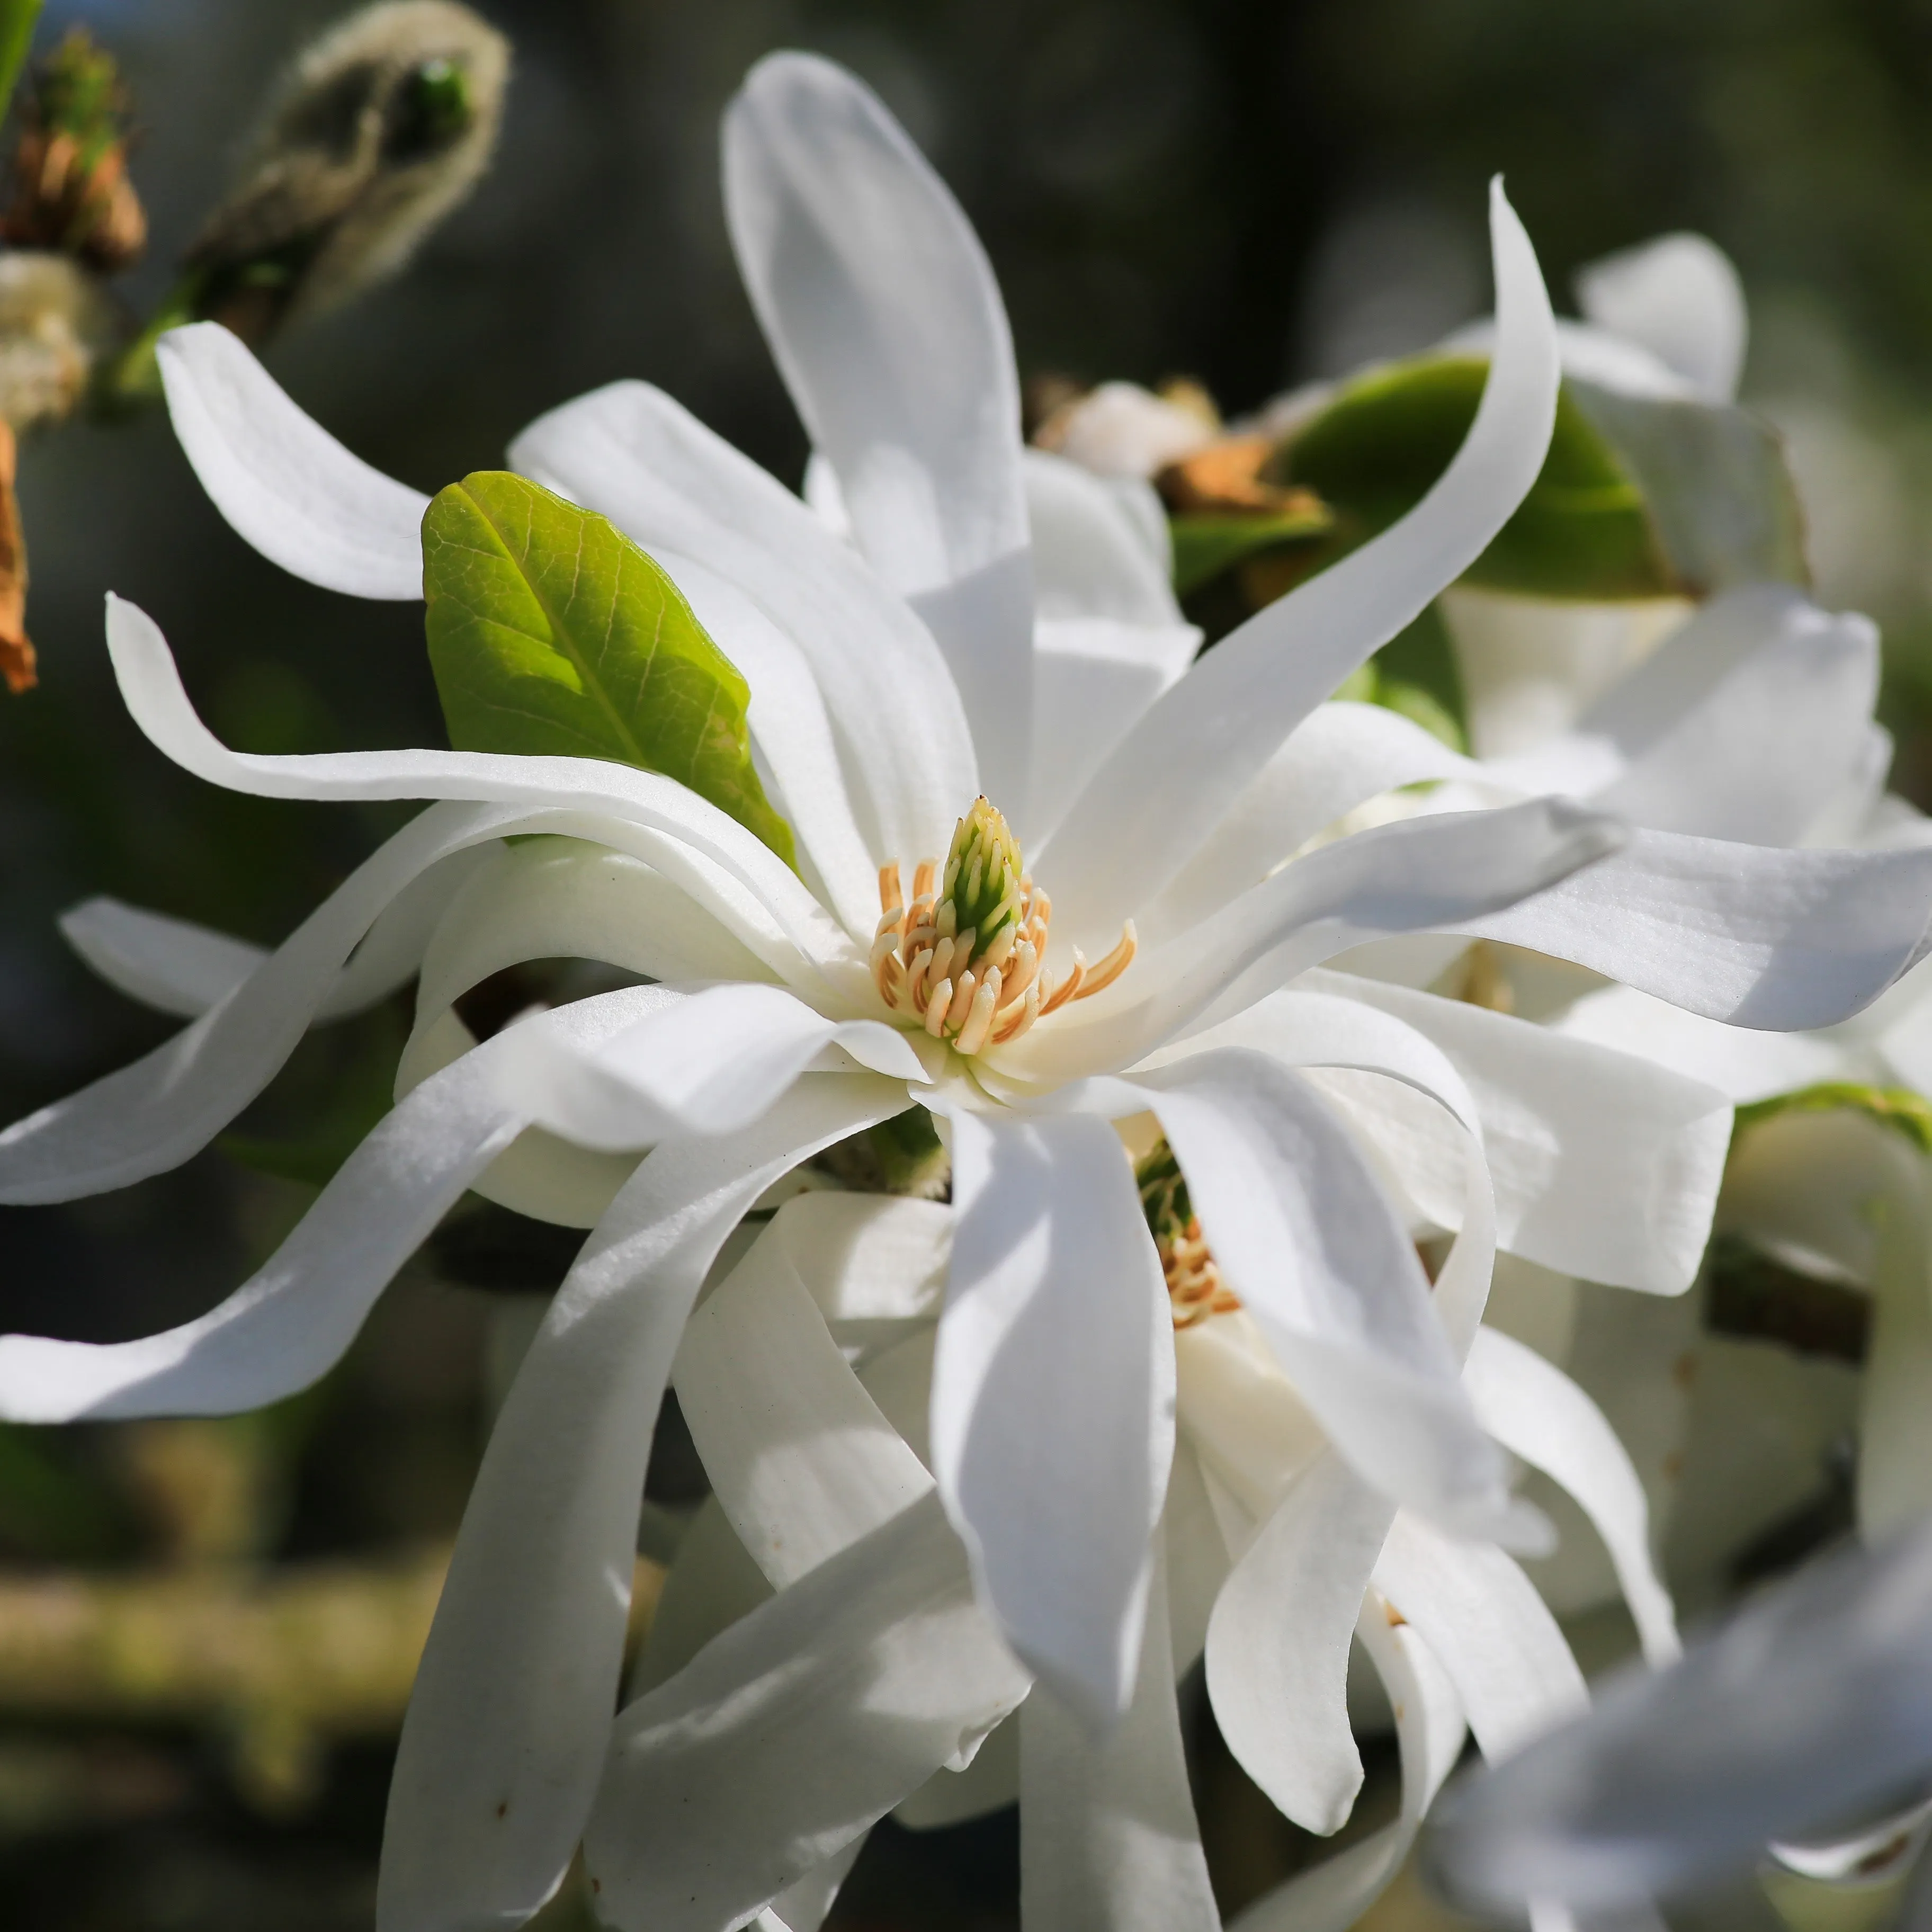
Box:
[104,593,856,982]
[1300,970,1732,1295]
[157,323,428,598]
[1019,1551,1221,1932]
[511,379,975,870]
[1460,826,1932,1029]
[1230,1586,1468,1932]
[583,1492,1031,1932]
[1204,1452,1393,1833]
[0,989,660,1421]
[377,1072,905,1932]
[1135,1048,1515,1540]
[1465,1327,1680,1666]
[724,52,1033,814]
[1038,182,1560,955]
[935,1109,1175,1730]
[499,980,925,1148]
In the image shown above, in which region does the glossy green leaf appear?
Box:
[1170,503,1332,597]
[423,471,795,866]
[1283,355,1675,600]
[1733,1081,1932,1157]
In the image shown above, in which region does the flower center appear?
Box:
[1139,1141,1241,1330]
[871,797,1135,1054]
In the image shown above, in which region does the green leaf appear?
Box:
[1283,355,1676,601]
[1170,503,1332,597]
[1733,1081,1932,1157]
[423,471,795,866]
[0,0,41,129]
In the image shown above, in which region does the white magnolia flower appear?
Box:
[6,51,1932,1932]
[615,1183,1686,1932]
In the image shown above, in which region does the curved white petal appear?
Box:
[1423,1522,1932,1916]
[62,847,491,1022]
[0,990,668,1422]
[1138,1048,1513,1538]
[1026,449,1185,630]
[498,981,924,1149]
[1039,182,1561,954]
[1307,971,1731,1295]
[377,1074,904,1932]
[1137,702,1471,947]
[1373,1510,1588,1762]
[934,1110,1174,1729]
[510,379,974,869]
[1019,1554,1220,1932]
[666,553,882,936]
[1204,1453,1394,1833]
[1465,1327,1679,1667]
[1575,234,1747,404]
[1230,1586,1467,1932]
[1012,797,1622,1087]
[1507,589,1881,845]
[1552,982,1845,1105]
[156,323,428,597]
[1460,827,1932,1029]
[774,1190,952,1331]
[0,799,527,1203]
[1028,616,1203,846]
[583,1492,1031,1932]
[673,1208,934,1587]
[104,593,855,982]
[724,52,1032,812]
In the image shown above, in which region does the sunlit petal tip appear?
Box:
[155,322,429,600]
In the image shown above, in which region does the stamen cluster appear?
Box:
[871,797,1135,1056]
[1139,1142,1241,1329]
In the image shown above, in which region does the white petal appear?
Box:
[0,799,529,1203]
[774,1190,952,1330]
[509,379,975,868]
[935,1110,1174,1728]
[672,1206,935,1587]
[1373,1510,1588,1762]
[1028,615,1202,846]
[1038,182,1561,955]
[377,1074,905,1932]
[1553,982,1844,1105]
[1025,448,1186,630]
[1043,380,1215,480]
[1423,1523,1932,1915]
[1230,1586,1466,1932]
[1136,702,1471,947]
[103,594,855,981]
[1138,1048,1513,1537]
[62,847,492,1022]
[498,981,923,1149]
[1465,1327,1679,1667]
[1308,970,1731,1295]
[1515,588,1881,845]
[0,990,679,1422]
[724,52,1033,812]
[60,897,271,1018]
[1461,826,1932,1029]
[1575,234,1747,404]
[1204,1453,1394,1833]
[1014,797,1620,1098]
[156,323,428,598]
[665,553,882,937]
[1019,1553,1220,1932]
[582,1492,1031,1932]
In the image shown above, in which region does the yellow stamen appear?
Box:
[924,978,953,1035]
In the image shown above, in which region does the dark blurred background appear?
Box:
[4,1,1932,1925]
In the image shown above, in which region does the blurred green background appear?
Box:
[4,0,1932,1926]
